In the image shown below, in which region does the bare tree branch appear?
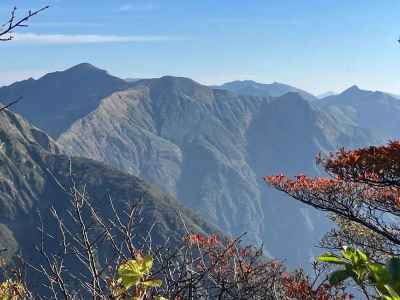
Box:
[0,6,49,113]
[0,96,22,112]
[0,5,49,41]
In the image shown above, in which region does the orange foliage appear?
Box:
[184,233,219,247]
[264,140,400,254]
[183,233,352,299]
[320,141,400,185]
[282,270,353,300]
[264,174,400,209]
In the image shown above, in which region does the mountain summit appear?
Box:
[0,63,128,137]
[340,85,364,97]
[320,85,400,140]
[64,62,106,73]
[214,80,317,101]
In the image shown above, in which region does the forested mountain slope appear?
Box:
[0,107,216,266]
[58,72,375,266]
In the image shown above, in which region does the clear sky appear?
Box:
[1,0,400,95]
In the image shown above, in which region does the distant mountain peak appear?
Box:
[0,63,127,137]
[131,75,214,104]
[342,85,362,94]
[39,63,109,82]
[215,80,317,101]
[65,62,106,74]
[349,84,360,90]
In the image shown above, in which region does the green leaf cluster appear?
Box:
[117,255,165,300]
[118,255,161,289]
[0,279,27,300]
[318,247,400,299]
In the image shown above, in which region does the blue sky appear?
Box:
[1,0,400,95]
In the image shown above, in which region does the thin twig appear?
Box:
[0,6,49,41]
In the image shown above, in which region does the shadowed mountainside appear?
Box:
[0,106,217,267]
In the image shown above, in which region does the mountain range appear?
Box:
[0,63,398,269]
[317,85,400,141]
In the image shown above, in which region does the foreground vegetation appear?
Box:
[266,141,400,299]
[0,183,351,299]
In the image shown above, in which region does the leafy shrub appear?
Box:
[319,246,400,300]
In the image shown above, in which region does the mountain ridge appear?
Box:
[0,105,218,268]
[0,63,128,138]
[57,70,376,266]
[1,63,390,267]
[318,85,400,141]
[213,79,317,101]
